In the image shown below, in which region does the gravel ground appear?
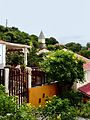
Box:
[78,117,90,120]
[37,117,90,120]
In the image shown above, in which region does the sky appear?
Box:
[0,0,90,46]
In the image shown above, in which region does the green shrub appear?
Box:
[60,90,83,106]
[41,96,77,120]
[77,101,90,118]
[0,84,5,95]
[0,85,36,120]
[0,85,18,116]
[14,104,37,120]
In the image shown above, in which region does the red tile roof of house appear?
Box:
[83,62,90,71]
[76,54,90,63]
[78,83,90,96]
[76,53,90,71]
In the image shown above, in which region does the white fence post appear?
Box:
[4,68,9,93]
[26,67,32,88]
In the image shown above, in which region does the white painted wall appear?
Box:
[24,48,28,66]
[76,70,90,89]
[0,44,6,69]
[5,68,9,93]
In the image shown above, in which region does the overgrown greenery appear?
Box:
[1,25,90,120]
[43,96,77,120]
[0,25,59,66]
[65,42,90,59]
[0,85,36,120]
[39,50,85,92]
[37,93,90,120]
[65,42,82,52]
[60,90,84,106]
[1,25,90,66]
[6,51,24,65]
[0,25,59,47]
[1,84,90,119]
[77,101,90,118]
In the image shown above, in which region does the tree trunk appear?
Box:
[59,81,74,93]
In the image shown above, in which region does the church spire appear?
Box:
[38,30,45,40]
[38,30,46,49]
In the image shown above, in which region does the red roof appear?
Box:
[83,62,90,71]
[78,83,90,96]
[76,54,90,63]
[76,53,90,71]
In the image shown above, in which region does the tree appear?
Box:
[27,46,44,67]
[30,34,38,48]
[45,37,59,46]
[65,42,82,52]
[39,50,84,91]
[79,49,90,59]
[47,44,65,51]
[86,42,90,49]
[44,96,77,120]
[6,52,24,65]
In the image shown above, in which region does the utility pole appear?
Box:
[5,19,8,28]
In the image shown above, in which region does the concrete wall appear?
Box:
[29,83,59,107]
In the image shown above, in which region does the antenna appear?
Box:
[6,19,8,28]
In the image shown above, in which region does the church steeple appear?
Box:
[38,30,45,40]
[38,31,46,49]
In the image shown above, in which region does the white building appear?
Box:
[0,40,31,68]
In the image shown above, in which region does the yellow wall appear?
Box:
[29,83,59,107]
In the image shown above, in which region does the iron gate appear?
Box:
[9,68,29,104]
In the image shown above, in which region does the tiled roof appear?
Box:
[78,83,90,96]
[76,54,90,63]
[75,53,90,71]
[83,62,90,71]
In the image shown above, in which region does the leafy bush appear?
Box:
[0,104,37,120]
[60,90,83,106]
[0,85,18,116]
[39,50,84,92]
[0,84,5,94]
[0,85,36,120]
[40,96,77,120]
[2,84,90,120]
[77,101,90,119]
[6,52,24,65]
[14,104,37,120]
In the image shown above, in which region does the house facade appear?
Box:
[76,62,90,88]
[73,55,90,92]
